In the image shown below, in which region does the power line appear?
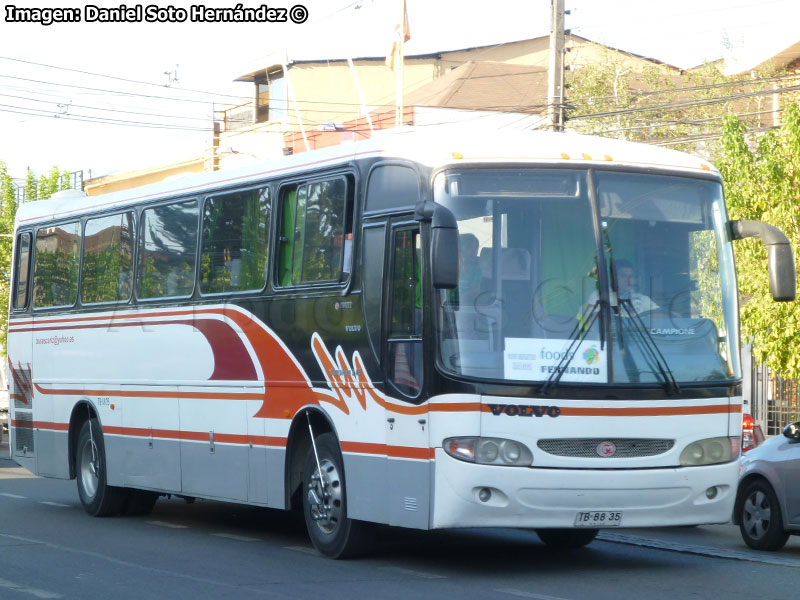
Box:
[0,103,212,131]
[0,73,222,105]
[0,92,213,122]
[568,83,800,121]
[567,72,800,104]
[0,56,245,100]
[592,108,782,136]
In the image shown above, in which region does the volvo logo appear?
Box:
[597,441,617,457]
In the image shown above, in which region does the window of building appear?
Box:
[201,186,271,294]
[278,177,351,286]
[33,222,81,308]
[137,200,199,299]
[82,212,135,304]
[255,70,286,124]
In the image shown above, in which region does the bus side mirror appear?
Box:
[415,201,459,289]
[729,219,796,302]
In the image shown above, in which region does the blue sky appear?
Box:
[1,0,798,177]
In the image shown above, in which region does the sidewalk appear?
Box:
[601,523,800,567]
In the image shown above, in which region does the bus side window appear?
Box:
[361,225,386,362]
[278,176,352,286]
[12,232,32,310]
[33,222,81,309]
[201,186,271,294]
[137,200,199,300]
[365,165,419,213]
[82,212,135,304]
[387,228,423,397]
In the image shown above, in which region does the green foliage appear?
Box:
[0,164,70,355]
[567,57,777,151]
[0,162,16,354]
[25,170,37,203]
[714,103,800,378]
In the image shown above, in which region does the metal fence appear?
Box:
[750,362,800,436]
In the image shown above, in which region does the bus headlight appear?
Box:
[444,437,533,466]
[679,437,740,466]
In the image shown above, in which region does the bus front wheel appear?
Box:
[302,433,371,558]
[75,418,127,517]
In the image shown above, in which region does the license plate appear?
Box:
[574,511,623,527]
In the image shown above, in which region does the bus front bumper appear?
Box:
[431,449,738,529]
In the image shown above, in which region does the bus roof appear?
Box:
[16,126,719,227]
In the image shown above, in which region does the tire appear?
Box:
[302,433,371,558]
[739,480,790,551]
[535,528,599,548]
[75,418,128,517]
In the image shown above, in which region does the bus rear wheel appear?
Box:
[302,433,371,558]
[76,418,127,517]
[535,528,599,548]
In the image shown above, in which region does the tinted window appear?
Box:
[201,187,270,294]
[137,200,199,299]
[13,232,31,309]
[388,228,423,397]
[366,165,419,212]
[278,177,350,285]
[33,222,81,308]
[362,225,386,360]
[82,212,135,303]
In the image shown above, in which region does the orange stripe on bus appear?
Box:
[341,441,433,460]
[542,404,741,417]
[34,384,265,401]
[24,422,431,459]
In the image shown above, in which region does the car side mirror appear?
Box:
[729,219,796,302]
[415,201,459,289]
[782,421,800,441]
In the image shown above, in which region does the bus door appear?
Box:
[384,222,430,528]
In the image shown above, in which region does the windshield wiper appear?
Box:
[618,300,681,395]
[540,300,602,395]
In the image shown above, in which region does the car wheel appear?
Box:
[535,528,599,548]
[739,479,790,551]
[302,433,371,558]
[76,418,128,517]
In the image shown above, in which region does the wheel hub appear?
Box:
[307,458,343,534]
[743,490,771,539]
[79,439,100,499]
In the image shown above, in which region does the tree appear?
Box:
[0,163,17,355]
[0,165,72,356]
[714,103,800,379]
[566,54,786,154]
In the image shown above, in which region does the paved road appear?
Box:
[1,442,798,600]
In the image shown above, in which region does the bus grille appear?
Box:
[14,413,35,454]
[537,438,674,458]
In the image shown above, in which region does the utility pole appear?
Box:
[547,0,566,131]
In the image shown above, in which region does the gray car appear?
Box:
[734,422,800,550]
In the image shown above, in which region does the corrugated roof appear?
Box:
[404,61,549,113]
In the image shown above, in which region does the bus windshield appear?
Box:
[434,168,740,387]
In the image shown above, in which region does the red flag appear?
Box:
[385,0,410,72]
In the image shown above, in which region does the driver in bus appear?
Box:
[584,259,659,315]
[612,259,659,314]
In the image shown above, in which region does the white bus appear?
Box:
[7,127,794,558]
